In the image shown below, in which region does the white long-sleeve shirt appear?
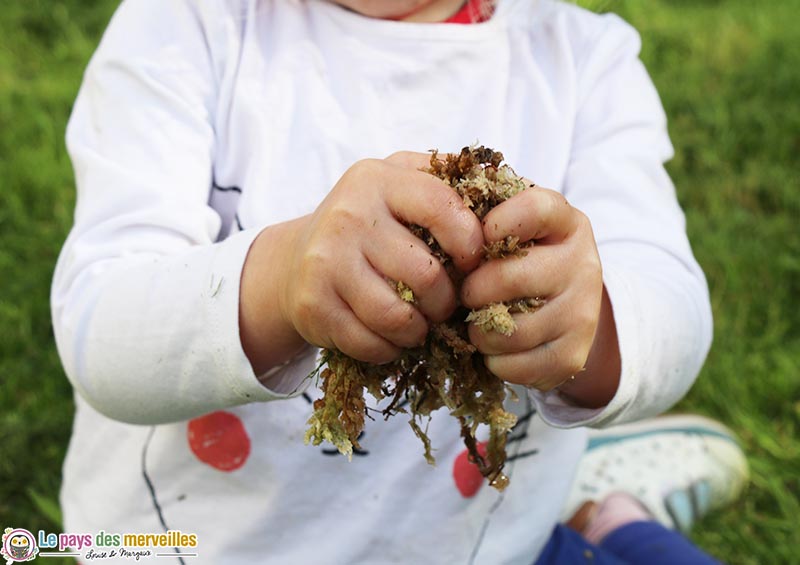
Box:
[52,0,712,563]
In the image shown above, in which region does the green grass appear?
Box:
[1,1,798,563]
[0,2,118,564]
[609,3,800,562]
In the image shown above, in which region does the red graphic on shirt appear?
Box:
[452,441,488,497]
[187,411,251,471]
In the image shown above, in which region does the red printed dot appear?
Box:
[452,441,488,498]
[187,411,251,472]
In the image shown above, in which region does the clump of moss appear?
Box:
[466,297,547,337]
[305,146,544,490]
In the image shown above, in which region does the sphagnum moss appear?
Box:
[305,146,544,490]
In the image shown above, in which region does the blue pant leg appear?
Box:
[601,521,722,565]
[535,525,627,565]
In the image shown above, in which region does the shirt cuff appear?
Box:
[256,345,319,395]
[206,228,315,403]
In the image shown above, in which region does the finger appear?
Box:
[460,240,592,308]
[470,286,599,355]
[311,293,402,364]
[482,185,580,245]
[337,258,429,349]
[468,297,563,355]
[378,163,484,273]
[384,150,436,171]
[484,333,592,391]
[363,222,457,323]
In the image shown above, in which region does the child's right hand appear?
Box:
[240,152,484,374]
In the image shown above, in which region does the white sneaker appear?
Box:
[562,415,749,533]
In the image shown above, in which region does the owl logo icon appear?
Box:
[1,528,38,563]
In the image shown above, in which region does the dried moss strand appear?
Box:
[306,145,539,491]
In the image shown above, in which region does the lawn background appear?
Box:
[0,1,798,563]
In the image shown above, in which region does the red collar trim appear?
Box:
[443,0,496,24]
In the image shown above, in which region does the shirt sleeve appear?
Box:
[51,0,315,426]
[528,14,713,428]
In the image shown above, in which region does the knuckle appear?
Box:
[409,256,442,293]
[496,260,524,297]
[385,151,413,166]
[405,316,429,346]
[574,208,591,229]
[424,182,463,223]
[573,213,593,240]
[345,158,384,187]
[297,248,327,282]
[293,294,333,345]
[328,205,361,229]
[293,292,316,320]
[375,299,415,335]
[352,157,383,175]
[539,190,561,220]
[586,249,603,273]
[573,256,603,290]
[546,188,569,207]
[567,360,585,378]
[336,328,396,364]
[572,303,599,334]
[299,245,322,268]
[565,347,588,377]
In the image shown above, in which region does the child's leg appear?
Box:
[600,520,720,565]
[536,493,721,565]
[535,522,720,565]
[586,492,720,564]
[535,524,627,565]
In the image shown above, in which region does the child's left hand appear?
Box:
[461,185,611,395]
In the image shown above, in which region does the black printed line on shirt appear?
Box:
[142,427,186,565]
[321,430,370,457]
[466,396,539,565]
[211,182,242,193]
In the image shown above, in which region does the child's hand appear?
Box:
[461,185,616,398]
[251,152,484,367]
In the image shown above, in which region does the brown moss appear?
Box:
[305,146,541,490]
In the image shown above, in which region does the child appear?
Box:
[51,0,745,562]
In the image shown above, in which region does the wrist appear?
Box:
[239,217,309,375]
